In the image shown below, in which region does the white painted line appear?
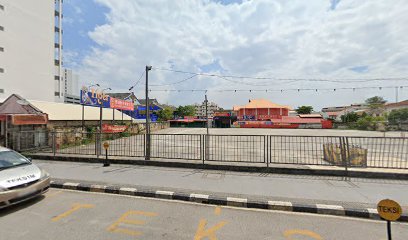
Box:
[316,204,344,210]
[90,184,107,193]
[316,204,345,215]
[119,187,137,195]
[190,193,209,199]
[268,201,293,211]
[155,190,174,199]
[227,197,247,207]
[62,182,80,189]
[367,208,380,219]
[190,193,209,203]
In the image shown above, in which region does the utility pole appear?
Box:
[205,94,209,161]
[395,87,399,103]
[145,65,152,160]
[205,94,209,135]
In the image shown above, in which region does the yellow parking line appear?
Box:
[283,229,323,240]
[52,203,95,222]
[107,210,158,236]
[214,206,222,216]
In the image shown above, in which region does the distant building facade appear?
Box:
[0,0,63,103]
[194,101,220,118]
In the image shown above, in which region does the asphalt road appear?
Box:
[1,189,407,240]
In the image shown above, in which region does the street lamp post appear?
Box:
[97,87,111,157]
[145,65,152,160]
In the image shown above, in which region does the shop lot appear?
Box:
[1,189,407,240]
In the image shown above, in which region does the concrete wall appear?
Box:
[0,0,60,102]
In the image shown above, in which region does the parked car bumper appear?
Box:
[0,177,50,209]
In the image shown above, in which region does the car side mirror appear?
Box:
[26,157,32,162]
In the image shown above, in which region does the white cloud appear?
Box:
[75,0,408,109]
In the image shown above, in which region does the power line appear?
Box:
[148,85,407,93]
[128,71,145,91]
[152,66,408,84]
[150,74,198,86]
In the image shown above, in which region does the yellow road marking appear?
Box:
[214,206,222,216]
[107,210,158,237]
[52,203,94,222]
[194,219,228,240]
[283,229,323,240]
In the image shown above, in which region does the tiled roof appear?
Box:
[386,100,408,108]
[234,99,291,110]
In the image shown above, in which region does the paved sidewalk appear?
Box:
[34,159,408,211]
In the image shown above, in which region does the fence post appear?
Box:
[52,131,56,156]
[265,135,268,168]
[339,137,349,177]
[17,132,21,151]
[96,132,100,158]
[201,134,204,165]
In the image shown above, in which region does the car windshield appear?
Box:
[0,151,31,170]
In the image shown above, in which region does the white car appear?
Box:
[0,147,50,209]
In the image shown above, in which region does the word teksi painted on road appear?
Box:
[50,202,328,239]
[80,86,134,111]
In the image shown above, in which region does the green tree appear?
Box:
[295,106,314,114]
[157,107,174,121]
[388,108,408,125]
[356,115,386,130]
[341,112,360,123]
[176,105,196,118]
[365,96,387,116]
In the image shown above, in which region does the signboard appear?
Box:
[110,98,134,111]
[377,199,402,221]
[11,114,48,125]
[103,142,110,150]
[80,86,134,111]
[102,124,128,133]
[214,112,230,117]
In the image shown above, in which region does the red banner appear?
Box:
[214,112,230,117]
[102,124,128,133]
[11,114,48,125]
[110,98,134,111]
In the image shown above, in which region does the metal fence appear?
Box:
[6,131,408,170]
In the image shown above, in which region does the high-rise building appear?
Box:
[194,101,220,118]
[0,0,63,103]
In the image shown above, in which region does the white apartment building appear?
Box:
[0,0,63,103]
[194,101,220,118]
[63,68,79,96]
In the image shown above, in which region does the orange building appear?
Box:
[233,99,332,129]
[233,99,291,121]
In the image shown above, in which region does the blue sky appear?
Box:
[63,0,109,68]
[62,0,408,109]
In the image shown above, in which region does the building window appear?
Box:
[0,47,3,52]
[55,92,60,96]
[0,26,4,31]
[0,89,4,93]
[54,75,60,80]
[0,68,4,73]
[0,4,4,10]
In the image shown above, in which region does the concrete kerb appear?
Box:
[29,154,408,180]
[51,179,408,223]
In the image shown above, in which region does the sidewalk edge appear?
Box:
[49,179,408,223]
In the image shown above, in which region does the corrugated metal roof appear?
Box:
[29,100,132,121]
